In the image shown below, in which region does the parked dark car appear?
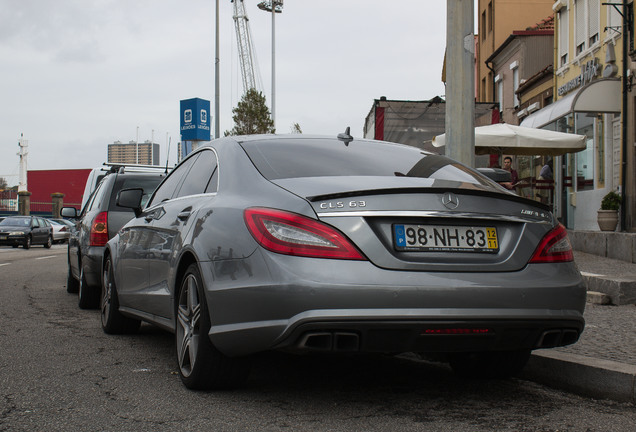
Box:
[0,216,53,249]
[62,167,166,309]
[102,134,586,390]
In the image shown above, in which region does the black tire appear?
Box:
[66,259,79,293]
[175,263,251,390]
[44,236,52,249]
[101,255,141,334]
[78,267,99,309]
[449,349,531,379]
[23,236,31,249]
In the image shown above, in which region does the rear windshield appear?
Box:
[240,138,489,185]
[109,175,165,211]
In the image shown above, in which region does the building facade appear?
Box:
[477,0,556,103]
[107,141,160,166]
[520,0,632,231]
[487,28,554,125]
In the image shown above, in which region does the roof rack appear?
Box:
[100,163,171,175]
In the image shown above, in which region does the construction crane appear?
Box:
[232,0,262,94]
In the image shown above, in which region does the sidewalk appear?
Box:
[521,251,636,403]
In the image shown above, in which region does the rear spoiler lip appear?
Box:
[306,187,551,212]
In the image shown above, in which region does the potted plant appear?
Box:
[597,190,621,231]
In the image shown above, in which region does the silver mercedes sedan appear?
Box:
[101,134,586,390]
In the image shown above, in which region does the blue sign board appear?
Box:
[180,98,211,141]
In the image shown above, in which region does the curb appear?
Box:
[580,272,636,305]
[522,350,636,403]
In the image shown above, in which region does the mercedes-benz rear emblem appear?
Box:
[441,192,459,209]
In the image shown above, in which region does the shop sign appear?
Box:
[557,58,600,96]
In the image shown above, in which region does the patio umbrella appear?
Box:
[431,123,587,156]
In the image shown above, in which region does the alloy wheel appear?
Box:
[176,274,201,378]
[101,259,113,328]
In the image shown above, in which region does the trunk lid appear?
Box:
[273,176,554,272]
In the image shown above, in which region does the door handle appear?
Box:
[177,211,191,221]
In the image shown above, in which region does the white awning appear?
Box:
[432,123,586,156]
[520,78,621,129]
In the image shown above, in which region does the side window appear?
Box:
[32,218,39,228]
[147,153,199,207]
[205,166,219,194]
[110,175,165,211]
[175,150,218,198]
[88,180,109,212]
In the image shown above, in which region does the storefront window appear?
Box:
[575,113,594,191]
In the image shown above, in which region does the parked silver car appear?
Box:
[48,219,72,243]
[102,134,586,390]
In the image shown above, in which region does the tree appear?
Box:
[290,123,302,134]
[225,89,275,136]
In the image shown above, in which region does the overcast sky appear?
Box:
[0,0,450,186]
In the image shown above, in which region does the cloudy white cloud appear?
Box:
[0,0,448,185]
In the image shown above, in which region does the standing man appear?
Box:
[502,156,519,191]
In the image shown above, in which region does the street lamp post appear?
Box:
[215,0,220,139]
[257,0,283,130]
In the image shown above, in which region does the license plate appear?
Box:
[0,235,7,241]
[394,224,498,253]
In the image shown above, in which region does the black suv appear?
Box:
[62,166,166,309]
[0,216,53,249]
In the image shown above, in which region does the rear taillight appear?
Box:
[244,208,366,260]
[529,224,573,263]
[90,212,109,247]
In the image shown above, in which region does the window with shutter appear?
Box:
[588,0,599,45]
[607,0,621,36]
[575,0,586,55]
[559,8,569,66]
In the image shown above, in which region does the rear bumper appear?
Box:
[274,317,583,353]
[209,309,584,356]
[201,251,587,357]
[82,246,105,288]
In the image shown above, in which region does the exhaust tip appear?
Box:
[536,329,580,348]
[298,332,332,351]
[297,331,360,352]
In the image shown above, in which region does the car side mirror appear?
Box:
[61,207,78,218]
[117,188,144,217]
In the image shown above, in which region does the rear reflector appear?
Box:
[421,328,492,335]
[529,223,574,263]
[244,207,366,260]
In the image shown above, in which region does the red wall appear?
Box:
[27,169,91,209]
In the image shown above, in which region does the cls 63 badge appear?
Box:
[319,201,366,210]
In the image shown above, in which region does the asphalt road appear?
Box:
[1,245,635,432]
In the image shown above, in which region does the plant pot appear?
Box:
[597,210,618,231]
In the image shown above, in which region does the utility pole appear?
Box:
[258,0,283,130]
[445,0,475,167]
[215,0,220,139]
